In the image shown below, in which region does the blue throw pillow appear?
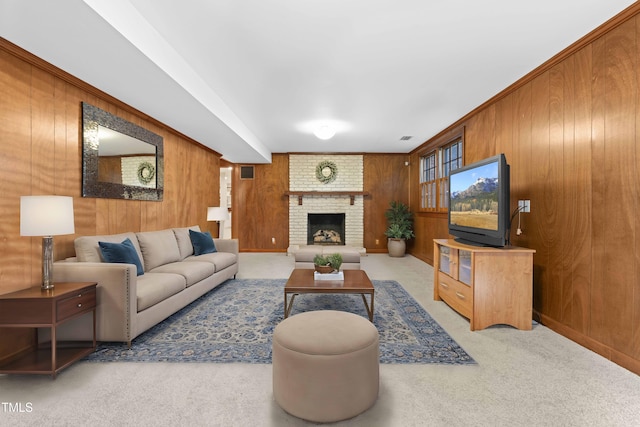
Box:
[189,229,217,255]
[98,238,144,276]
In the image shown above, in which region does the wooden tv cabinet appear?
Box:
[433,239,535,331]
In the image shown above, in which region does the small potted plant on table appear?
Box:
[313,253,343,273]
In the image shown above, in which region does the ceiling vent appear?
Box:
[399,136,413,141]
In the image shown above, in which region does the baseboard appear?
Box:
[536,312,640,376]
[365,248,388,254]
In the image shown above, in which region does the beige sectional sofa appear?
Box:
[53,226,238,346]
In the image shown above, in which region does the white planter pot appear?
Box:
[387,238,406,257]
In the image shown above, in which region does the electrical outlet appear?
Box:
[518,200,531,213]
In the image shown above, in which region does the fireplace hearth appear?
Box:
[307,213,345,245]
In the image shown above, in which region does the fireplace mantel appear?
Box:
[285,191,370,205]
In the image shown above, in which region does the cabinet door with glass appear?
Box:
[437,244,472,286]
[457,249,471,285]
[438,245,454,277]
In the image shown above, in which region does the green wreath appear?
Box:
[315,160,338,184]
[137,161,156,185]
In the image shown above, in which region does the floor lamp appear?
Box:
[20,196,75,291]
[207,207,230,238]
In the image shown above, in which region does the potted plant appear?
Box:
[313,253,343,273]
[384,201,415,257]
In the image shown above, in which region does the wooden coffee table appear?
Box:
[284,269,375,321]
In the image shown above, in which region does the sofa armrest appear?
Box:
[213,238,239,255]
[53,261,137,344]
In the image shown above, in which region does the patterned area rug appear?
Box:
[85,278,475,364]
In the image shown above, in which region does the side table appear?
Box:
[0,282,97,379]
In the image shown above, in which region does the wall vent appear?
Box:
[240,165,254,179]
[399,136,413,141]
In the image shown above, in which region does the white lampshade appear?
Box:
[20,195,75,236]
[207,206,230,221]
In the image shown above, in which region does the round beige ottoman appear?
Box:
[272,310,379,423]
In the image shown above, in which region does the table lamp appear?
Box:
[20,195,75,290]
[207,206,229,237]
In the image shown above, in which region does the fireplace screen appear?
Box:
[307,213,346,245]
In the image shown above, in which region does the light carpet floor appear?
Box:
[1,253,639,426]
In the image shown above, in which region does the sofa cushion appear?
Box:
[185,252,237,272]
[189,229,217,255]
[336,250,361,264]
[292,248,320,263]
[98,238,144,276]
[136,229,181,271]
[149,261,215,287]
[293,247,361,264]
[136,273,186,312]
[75,232,143,263]
[172,225,201,260]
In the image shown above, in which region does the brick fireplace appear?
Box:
[288,154,365,251]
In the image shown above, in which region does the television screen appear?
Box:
[450,162,500,230]
[448,154,510,247]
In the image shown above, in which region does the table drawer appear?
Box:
[0,299,52,324]
[436,273,472,319]
[56,287,96,322]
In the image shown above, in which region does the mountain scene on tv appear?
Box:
[450,176,499,231]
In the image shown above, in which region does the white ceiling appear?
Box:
[0,0,636,163]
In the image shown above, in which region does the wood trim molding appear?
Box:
[0,37,222,157]
[536,312,640,376]
[499,2,640,98]
[413,125,465,157]
[411,2,640,155]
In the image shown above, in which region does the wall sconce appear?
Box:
[207,206,230,237]
[20,196,75,291]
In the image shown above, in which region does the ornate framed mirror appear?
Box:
[81,102,164,201]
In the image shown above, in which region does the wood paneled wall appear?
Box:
[363,154,410,252]
[0,41,220,293]
[233,154,290,251]
[232,153,409,252]
[409,7,640,374]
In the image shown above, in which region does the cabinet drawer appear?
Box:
[436,274,472,319]
[56,287,96,322]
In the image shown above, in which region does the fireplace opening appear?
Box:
[307,213,345,245]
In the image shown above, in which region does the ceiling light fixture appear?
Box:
[314,124,336,140]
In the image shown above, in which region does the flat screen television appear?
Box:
[448,153,510,247]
